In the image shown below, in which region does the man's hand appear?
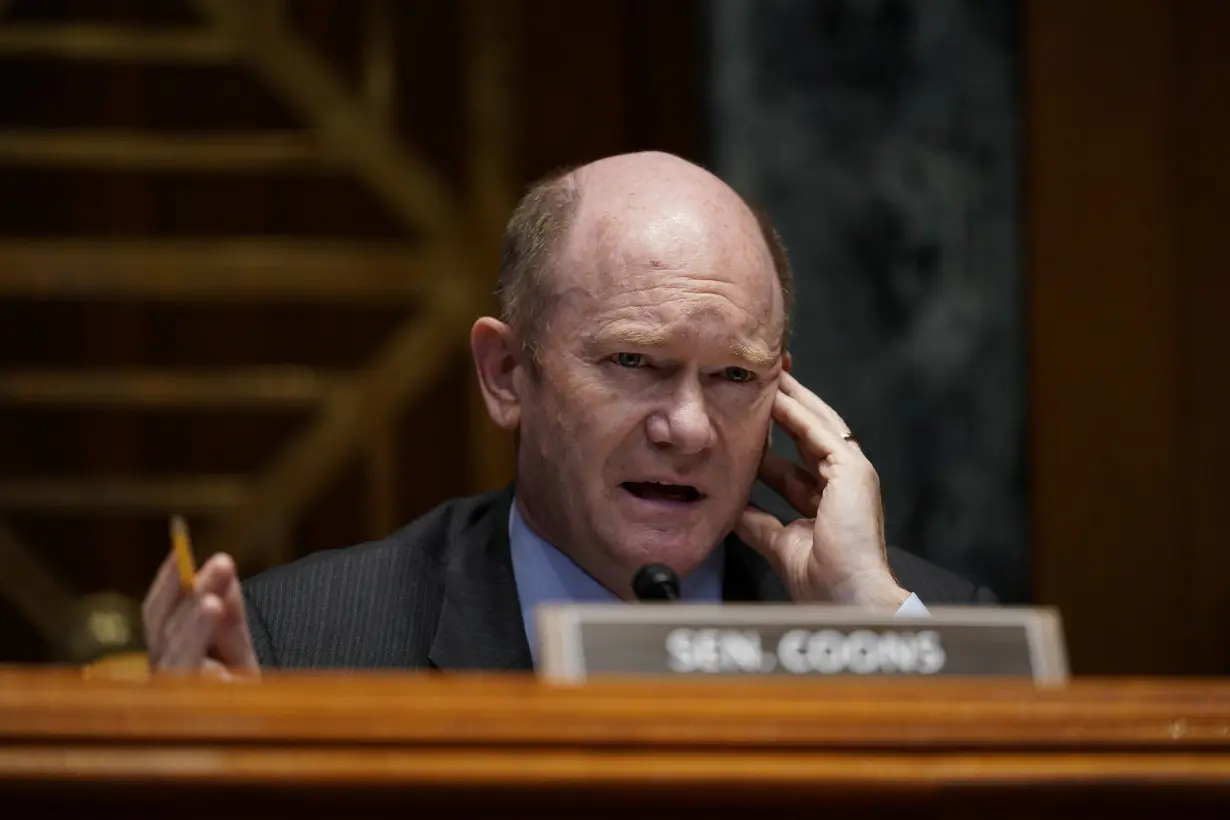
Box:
[735,372,909,610]
[142,548,260,677]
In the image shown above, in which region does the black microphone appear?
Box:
[632,563,680,602]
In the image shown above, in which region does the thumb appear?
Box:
[735,507,785,563]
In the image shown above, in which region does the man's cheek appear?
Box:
[723,399,774,449]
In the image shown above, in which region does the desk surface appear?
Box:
[0,668,1227,818]
[0,668,1227,784]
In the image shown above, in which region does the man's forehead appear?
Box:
[560,205,775,295]
[543,152,785,338]
[585,307,783,365]
[552,223,783,343]
[569,197,759,265]
[563,154,769,262]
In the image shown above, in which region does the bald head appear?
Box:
[569,151,763,236]
[497,151,793,359]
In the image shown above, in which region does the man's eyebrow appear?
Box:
[590,325,779,367]
[727,339,779,367]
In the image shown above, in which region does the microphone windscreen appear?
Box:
[633,563,681,601]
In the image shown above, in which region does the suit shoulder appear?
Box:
[242,531,421,605]
[241,489,504,668]
[244,490,498,596]
[886,546,997,605]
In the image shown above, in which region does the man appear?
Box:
[142,151,994,676]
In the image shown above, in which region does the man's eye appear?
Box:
[614,353,647,368]
[723,366,754,382]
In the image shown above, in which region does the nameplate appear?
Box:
[536,604,1067,684]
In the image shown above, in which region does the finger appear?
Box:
[759,450,823,516]
[780,372,852,434]
[192,552,237,597]
[773,391,855,466]
[734,507,786,562]
[148,556,218,668]
[200,658,233,680]
[158,593,223,671]
[141,548,184,656]
[202,554,260,672]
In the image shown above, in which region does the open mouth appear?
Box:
[621,481,704,503]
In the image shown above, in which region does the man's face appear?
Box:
[513,206,785,593]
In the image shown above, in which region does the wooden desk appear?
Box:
[0,668,1226,817]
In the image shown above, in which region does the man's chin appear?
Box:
[605,521,720,578]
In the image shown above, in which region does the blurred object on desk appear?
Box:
[47,590,143,665]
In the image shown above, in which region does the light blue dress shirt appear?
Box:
[508,499,929,664]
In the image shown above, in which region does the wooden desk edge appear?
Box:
[0,667,1227,761]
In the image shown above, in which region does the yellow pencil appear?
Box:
[169,514,197,593]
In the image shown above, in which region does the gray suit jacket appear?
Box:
[242,486,996,670]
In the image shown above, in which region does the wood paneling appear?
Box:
[1028,0,1230,674]
[0,0,704,661]
[1175,0,1230,676]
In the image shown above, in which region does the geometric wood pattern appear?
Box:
[0,0,515,642]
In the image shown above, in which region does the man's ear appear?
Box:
[782,351,793,374]
[470,317,522,431]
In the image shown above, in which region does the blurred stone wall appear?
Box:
[709,0,1026,600]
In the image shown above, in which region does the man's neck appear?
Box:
[510,493,728,601]
[512,494,637,599]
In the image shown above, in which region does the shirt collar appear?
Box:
[508,496,724,664]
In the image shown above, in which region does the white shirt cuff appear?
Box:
[894,592,930,617]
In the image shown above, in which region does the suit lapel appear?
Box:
[428,486,534,671]
[722,534,791,603]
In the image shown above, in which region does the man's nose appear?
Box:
[646,381,715,454]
